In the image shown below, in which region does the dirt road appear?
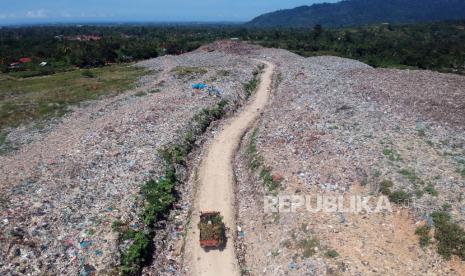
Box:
[184,60,275,276]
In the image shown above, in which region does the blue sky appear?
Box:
[0,0,336,24]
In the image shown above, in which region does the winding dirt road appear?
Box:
[184,60,274,276]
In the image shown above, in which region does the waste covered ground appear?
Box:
[232,45,465,275]
[0,48,256,274]
[1,41,465,275]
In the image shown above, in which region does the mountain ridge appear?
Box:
[247,0,465,27]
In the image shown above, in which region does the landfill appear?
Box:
[1,41,465,275]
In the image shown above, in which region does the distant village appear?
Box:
[8,34,104,70]
[54,34,102,42]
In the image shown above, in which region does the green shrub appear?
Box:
[419,235,432,247]
[415,225,432,247]
[158,144,191,165]
[415,225,431,236]
[442,203,452,211]
[121,232,152,275]
[260,167,280,191]
[431,211,465,260]
[134,91,147,97]
[141,167,177,226]
[243,67,262,99]
[325,249,339,258]
[192,100,228,135]
[379,179,394,195]
[424,184,438,196]
[388,190,410,204]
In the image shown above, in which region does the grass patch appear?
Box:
[173,66,207,77]
[399,168,422,184]
[299,237,320,258]
[134,91,148,97]
[424,184,438,196]
[431,211,465,260]
[0,64,146,131]
[246,129,263,171]
[148,89,161,94]
[325,249,339,258]
[382,148,402,161]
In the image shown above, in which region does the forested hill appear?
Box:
[247,0,465,28]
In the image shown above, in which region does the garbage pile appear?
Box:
[234,47,465,275]
[0,48,257,275]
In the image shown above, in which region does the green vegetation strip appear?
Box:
[0,64,146,131]
[247,129,280,192]
[118,100,228,275]
[243,65,264,99]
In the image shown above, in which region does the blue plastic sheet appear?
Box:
[192,83,207,89]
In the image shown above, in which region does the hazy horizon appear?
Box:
[0,0,338,26]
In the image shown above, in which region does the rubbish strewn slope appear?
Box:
[231,46,465,275]
[0,51,256,274]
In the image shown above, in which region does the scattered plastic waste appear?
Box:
[192,83,207,90]
[191,83,222,98]
[79,240,92,249]
[288,261,298,270]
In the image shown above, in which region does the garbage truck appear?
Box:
[198,211,226,248]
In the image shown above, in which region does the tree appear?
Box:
[313,24,323,39]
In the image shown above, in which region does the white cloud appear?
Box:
[0,13,16,20]
[25,9,48,18]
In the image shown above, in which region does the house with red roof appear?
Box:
[19,57,32,63]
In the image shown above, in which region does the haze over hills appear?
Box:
[247,0,465,27]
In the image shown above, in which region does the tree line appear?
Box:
[1,21,464,76]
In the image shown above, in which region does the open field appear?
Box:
[0,65,146,133]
